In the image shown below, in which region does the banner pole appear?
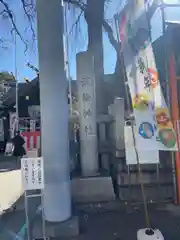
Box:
[114,14,132,113]
[24,191,31,240]
[114,15,133,205]
[132,123,150,228]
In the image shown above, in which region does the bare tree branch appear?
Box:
[0,37,8,49]
[0,0,28,52]
[65,0,119,56]
[20,0,36,43]
[65,0,86,10]
[103,20,120,52]
[0,0,36,51]
[68,10,83,35]
[0,0,118,59]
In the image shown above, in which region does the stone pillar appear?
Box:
[36,0,71,222]
[114,98,125,156]
[77,52,98,176]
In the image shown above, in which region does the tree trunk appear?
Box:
[85,0,105,114]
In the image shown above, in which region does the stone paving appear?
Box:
[67,203,180,240]
[0,158,180,239]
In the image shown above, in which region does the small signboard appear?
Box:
[21,157,44,191]
[4,141,14,156]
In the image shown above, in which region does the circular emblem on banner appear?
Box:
[139,122,154,139]
[133,94,149,111]
[159,129,176,148]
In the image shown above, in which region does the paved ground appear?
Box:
[0,158,180,239]
[2,202,180,239]
[71,203,180,240]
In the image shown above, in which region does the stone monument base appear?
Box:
[32,215,79,239]
[72,176,115,203]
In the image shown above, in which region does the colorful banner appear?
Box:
[124,125,159,164]
[119,1,177,151]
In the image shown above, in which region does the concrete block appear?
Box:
[72,176,115,203]
[32,215,79,239]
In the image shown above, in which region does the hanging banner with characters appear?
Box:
[118,1,177,151]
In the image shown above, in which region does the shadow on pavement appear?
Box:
[0,192,41,239]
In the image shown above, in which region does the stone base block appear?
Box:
[72,176,115,203]
[32,215,79,239]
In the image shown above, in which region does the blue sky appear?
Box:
[0,0,38,81]
[0,0,121,82]
[0,0,180,82]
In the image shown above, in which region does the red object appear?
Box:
[119,13,126,42]
[148,68,158,88]
[21,131,40,150]
[169,52,180,204]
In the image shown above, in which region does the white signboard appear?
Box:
[4,141,14,156]
[30,120,36,132]
[21,157,44,190]
[9,112,18,138]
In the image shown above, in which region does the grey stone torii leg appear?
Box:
[36,0,71,222]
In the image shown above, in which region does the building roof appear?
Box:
[2,78,38,108]
[2,77,78,108]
